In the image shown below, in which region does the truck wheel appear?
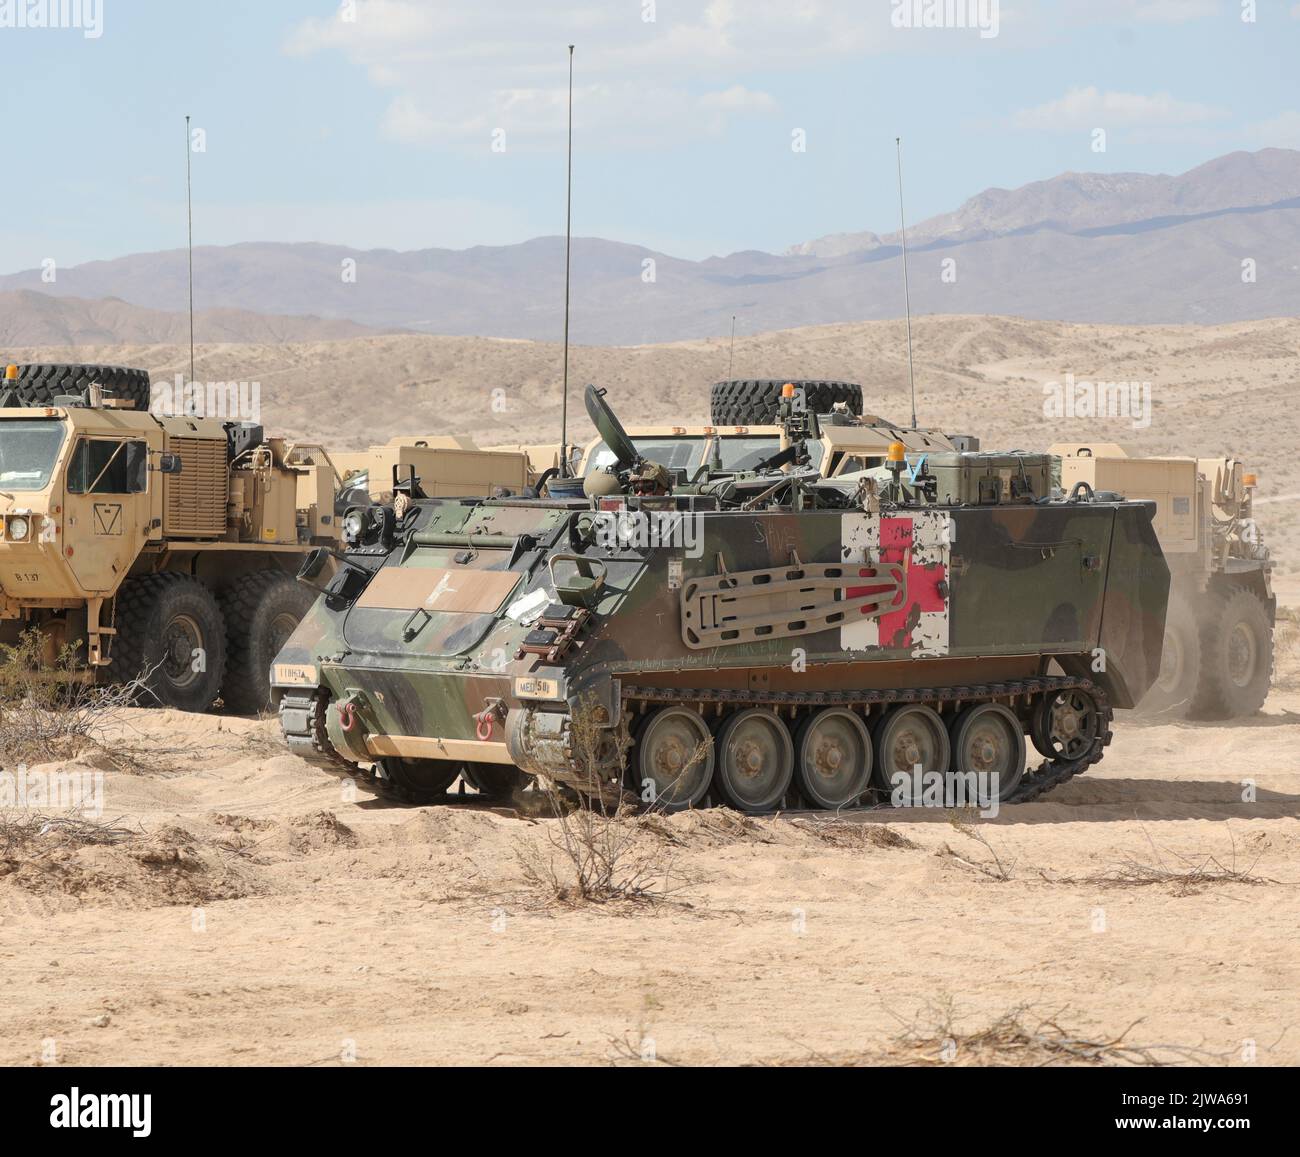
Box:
[107,574,227,713]
[7,364,153,410]
[1191,587,1272,719]
[221,571,315,715]
[1138,590,1201,716]
[710,379,863,426]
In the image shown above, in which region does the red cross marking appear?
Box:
[845,516,948,649]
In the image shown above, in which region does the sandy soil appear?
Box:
[2,616,1297,1068]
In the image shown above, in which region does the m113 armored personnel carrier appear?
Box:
[274,385,1169,813]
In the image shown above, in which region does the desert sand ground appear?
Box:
[2,317,1297,1067]
[1,602,1296,1068]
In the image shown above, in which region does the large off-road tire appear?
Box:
[6,364,153,410]
[1190,585,1273,719]
[1137,589,1201,717]
[221,571,316,716]
[105,574,227,713]
[710,379,863,426]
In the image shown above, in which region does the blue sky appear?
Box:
[1,0,1297,271]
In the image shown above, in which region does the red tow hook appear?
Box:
[475,700,506,741]
[338,701,358,733]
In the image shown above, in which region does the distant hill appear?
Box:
[0,290,387,347]
[790,148,1300,252]
[3,149,1298,345]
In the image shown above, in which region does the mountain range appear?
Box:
[2,149,1297,346]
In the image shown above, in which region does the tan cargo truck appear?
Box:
[0,363,563,715]
[1053,443,1274,718]
[0,362,345,714]
[333,435,537,503]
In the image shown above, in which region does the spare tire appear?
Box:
[710,379,863,426]
[6,364,153,411]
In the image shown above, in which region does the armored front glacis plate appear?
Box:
[274,386,1170,814]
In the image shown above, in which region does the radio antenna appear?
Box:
[728,314,737,378]
[895,137,917,429]
[186,114,196,384]
[559,45,576,475]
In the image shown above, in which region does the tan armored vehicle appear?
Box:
[0,362,349,713]
[1053,443,1274,718]
[572,380,980,486]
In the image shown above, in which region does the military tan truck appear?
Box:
[333,435,541,504]
[0,362,344,714]
[0,363,570,714]
[1053,443,1274,718]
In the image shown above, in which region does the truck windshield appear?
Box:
[0,419,66,492]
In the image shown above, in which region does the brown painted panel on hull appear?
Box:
[355,566,520,613]
[619,655,1040,694]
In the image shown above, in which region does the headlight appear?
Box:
[342,509,366,543]
[6,516,31,542]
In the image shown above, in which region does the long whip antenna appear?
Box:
[186,114,195,384]
[559,45,575,475]
[728,314,736,378]
[896,137,917,429]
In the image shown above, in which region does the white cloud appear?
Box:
[1248,110,1300,149]
[284,0,881,149]
[1013,86,1229,131]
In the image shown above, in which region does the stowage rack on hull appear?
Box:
[271,385,1169,814]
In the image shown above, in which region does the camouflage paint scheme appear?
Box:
[273,486,1169,787]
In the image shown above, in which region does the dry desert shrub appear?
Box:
[514,784,699,908]
[884,996,1223,1067]
[513,699,709,908]
[0,630,142,767]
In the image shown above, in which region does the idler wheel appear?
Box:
[794,708,873,810]
[715,708,794,815]
[949,703,1027,803]
[1031,689,1101,762]
[872,705,950,798]
[631,707,715,811]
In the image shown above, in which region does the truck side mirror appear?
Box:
[157,453,183,475]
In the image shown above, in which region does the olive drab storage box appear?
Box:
[925,451,1054,506]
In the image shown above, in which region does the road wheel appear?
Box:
[221,570,315,715]
[6,364,152,410]
[872,705,950,800]
[1030,689,1101,762]
[1138,589,1201,716]
[1191,586,1273,719]
[794,708,872,809]
[949,703,1026,803]
[381,758,461,802]
[631,707,715,811]
[106,574,226,713]
[714,708,793,814]
[464,763,530,800]
[709,379,863,426]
